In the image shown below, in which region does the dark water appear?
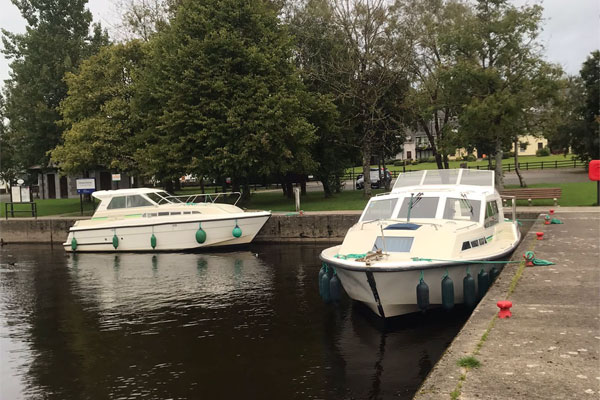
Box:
[0,244,469,400]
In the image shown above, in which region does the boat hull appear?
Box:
[321,245,517,318]
[63,213,270,252]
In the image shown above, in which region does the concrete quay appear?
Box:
[414,210,600,400]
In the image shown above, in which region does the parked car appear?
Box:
[356,168,392,189]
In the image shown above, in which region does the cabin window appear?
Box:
[158,212,169,216]
[461,241,471,250]
[126,195,153,208]
[484,201,499,228]
[170,211,181,215]
[470,240,479,248]
[443,198,481,222]
[372,236,414,252]
[397,197,439,219]
[107,196,127,209]
[362,198,399,221]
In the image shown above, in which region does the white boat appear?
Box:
[320,169,521,318]
[63,188,271,252]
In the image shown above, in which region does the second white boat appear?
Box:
[63,188,271,252]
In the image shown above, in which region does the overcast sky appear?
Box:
[0,0,598,85]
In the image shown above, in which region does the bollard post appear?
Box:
[294,187,300,212]
[536,232,544,240]
[497,300,513,318]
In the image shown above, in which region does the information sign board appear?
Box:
[112,174,121,182]
[76,178,96,194]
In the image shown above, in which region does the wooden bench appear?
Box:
[500,188,562,206]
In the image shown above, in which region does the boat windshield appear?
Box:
[397,196,439,219]
[146,191,182,204]
[362,198,398,221]
[443,197,481,222]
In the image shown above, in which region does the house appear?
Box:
[396,130,435,161]
[29,166,133,199]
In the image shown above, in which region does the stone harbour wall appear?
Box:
[0,213,362,245]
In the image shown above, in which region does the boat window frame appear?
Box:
[395,196,441,220]
[484,199,500,228]
[360,197,400,222]
[442,196,482,223]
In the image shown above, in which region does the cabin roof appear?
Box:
[92,188,164,199]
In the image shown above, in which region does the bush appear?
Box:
[411,160,420,165]
[426,156,437,163]
[393,159,406,166]
[502,151,515,159]
[462,154,476,162]
[536,147,550,157]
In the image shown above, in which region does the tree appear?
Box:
[139,0,318,199]
[51,41,147,176]
[292,0,409,198]
[286,0,356,197]
[0,94,21,186]
[552,51,600,163]
[115,0,173,41]
[1,0,108,169]
[441,0,562,189]
[397,0,470,169]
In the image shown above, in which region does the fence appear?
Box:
[342,158,586,186]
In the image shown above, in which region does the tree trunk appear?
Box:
[443,154,450,169]
[362,145,372,198]
[513,139,526,187]
[494,138,504,191]
[382,157,391,191]
[300,176,307,196]
[165,179,174,193]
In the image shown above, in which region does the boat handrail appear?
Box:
[165,192,242,206]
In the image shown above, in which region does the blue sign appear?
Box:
[77,188,95,194]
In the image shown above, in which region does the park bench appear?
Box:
[500,187,562,206]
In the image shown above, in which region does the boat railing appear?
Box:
[501,195,517,223]
[165,192,242,206]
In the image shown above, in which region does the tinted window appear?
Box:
[397,197,439,219]
[127,195,153,208]
[107,196,126,209]
[362,198,399,221]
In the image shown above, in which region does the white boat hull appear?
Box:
[330,260,502,318]
[320,240,519,318]
[63,212,270,252]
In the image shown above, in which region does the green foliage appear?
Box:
[535,147,550,157]
[462,154,476,162]
[552,51,600,163]
[0,93,21,184]
[1,0,109,168]
[140,0,318,194]
[441,0,563,188]
[52,41,147,174]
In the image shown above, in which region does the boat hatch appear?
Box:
[372,236,414,252]
[384,223,421,230]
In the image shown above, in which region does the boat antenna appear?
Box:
[407,193,414,223]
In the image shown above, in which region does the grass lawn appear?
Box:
[0,197,96,218]
[347,154,578,174]
[1,179,595,218]
[504,181,598,207]
[245,189,386,212]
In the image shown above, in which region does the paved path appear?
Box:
[414,210,600,400]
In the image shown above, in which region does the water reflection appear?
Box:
[1,244,467,400]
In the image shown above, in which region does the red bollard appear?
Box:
[523,252,535,267]
[497,300,512,318]
[549,209,555,215]
[544,215,551,225]
[536,232,544,240]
